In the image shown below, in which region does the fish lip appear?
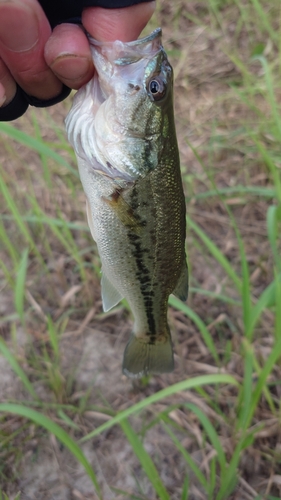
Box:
[87,28,163,65]
[88,27,162,48]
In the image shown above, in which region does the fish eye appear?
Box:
[150,80,160,93]
[147,76,166,101]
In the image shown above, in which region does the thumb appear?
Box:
[82,2,155,42]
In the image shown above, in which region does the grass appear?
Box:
[1,0,281,498]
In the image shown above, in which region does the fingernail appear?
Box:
[51,54,91,82]
[0,3,39,51]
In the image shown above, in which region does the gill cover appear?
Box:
[65,28,172,182]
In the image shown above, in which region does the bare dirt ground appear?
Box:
[1,1,280,499]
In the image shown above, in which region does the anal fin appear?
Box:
[173,261,189,302]
[101,272,123,312]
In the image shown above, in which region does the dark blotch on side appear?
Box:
[127,187,156,341]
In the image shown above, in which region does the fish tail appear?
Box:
[122,333,174,379]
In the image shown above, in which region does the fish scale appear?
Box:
[66,28,188,378]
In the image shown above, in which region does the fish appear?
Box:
[65,28,188,378]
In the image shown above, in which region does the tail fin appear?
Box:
[122,334,174,379]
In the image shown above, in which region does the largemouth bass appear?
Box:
[65,28,188,378]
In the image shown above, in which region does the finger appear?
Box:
[44,24,94,90]
[0,0,62,100]
[82,2,156,42]
[0,84,5,106]
[0,58,17,105]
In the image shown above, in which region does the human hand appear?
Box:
[0,0,155,120]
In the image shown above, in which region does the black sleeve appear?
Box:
[39,0,151,28]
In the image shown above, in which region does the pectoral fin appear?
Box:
[101,272,123,312]
[173,262,189,302]
[103,190,141,233]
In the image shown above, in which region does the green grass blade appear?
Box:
[0,122,78,177]
[184,403,226,474]
[0,173,43,264]
[217,429,256,500]
[34,206,87,280]
[267,205,281,270]
[208,456,216,499]
[120,418,169,500]
[275,270,281,340]
[249,273,281,332]
[14,248,29,324]
[189,287,240,306]
[0,258,14,287]
[80,375,238,442]
[46,316,59,359]
[189,185,275,201]
[255,56,281,141]
[250,135,281,202]
[110,487,147,500]
[0,492,19,500]
[0,338,38,400]
[251,353,276,416]
[31,111,52,188]
[163,422,209,492]
[57,409,80,430]
[216,446,240,499]
[169,296,219,363]
[0,218,19,265]
[234,227,252,338]
[1,214,88,232]
[250,0,279,43]
[0,404,101,497]
[249,316,281,426]
[237,346,253,430]
[187,216,242,292]
[181,475,189,500]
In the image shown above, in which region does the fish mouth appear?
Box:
[87,28,163,66]
[88,28,162,47]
